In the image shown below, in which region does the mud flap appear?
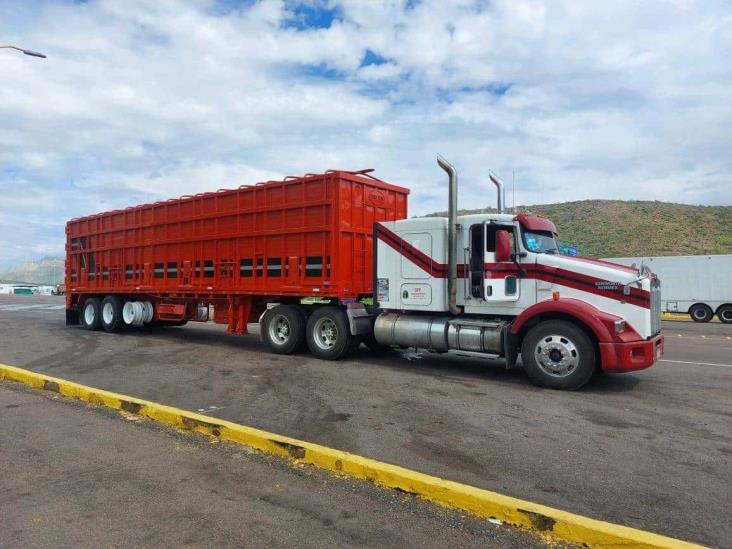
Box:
[65,308,79,326]
[503,328,518,369]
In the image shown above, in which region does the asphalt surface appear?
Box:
[1,294,730,547]
[0,381,556,549]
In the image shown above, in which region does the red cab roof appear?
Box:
[514,213,558,234]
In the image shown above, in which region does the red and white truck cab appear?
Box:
[371,156,663,389]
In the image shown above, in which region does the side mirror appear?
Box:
[495,229,511,262]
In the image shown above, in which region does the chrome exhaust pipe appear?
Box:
[437,154,461,315]
[489,172,505,213]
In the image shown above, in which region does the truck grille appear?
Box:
[650,278,661,335]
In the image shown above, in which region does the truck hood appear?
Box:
[540,255,642,285]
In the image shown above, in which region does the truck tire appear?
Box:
[716,304,732,324]
[689,303,713,323]
[81,298,101,331]
[520,320,596,390]
[100,295,125,332]
[263,304,306,354]
[306,306,355,360]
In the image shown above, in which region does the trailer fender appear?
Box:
[510,298,617,344]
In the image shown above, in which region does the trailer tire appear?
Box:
[521,320,596,390]
[101,295,125,332]
[81,298,102,331]
[689,303,713,323]
[306,307,355,360]
[263,304,306,354]
[716,304,732,324]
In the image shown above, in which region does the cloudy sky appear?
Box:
[1,0,730,268]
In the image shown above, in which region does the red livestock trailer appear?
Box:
[66,169,409,356]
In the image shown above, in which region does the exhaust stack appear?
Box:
[437,155,461,315]
[489,172,506,213]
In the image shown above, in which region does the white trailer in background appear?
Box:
[605,255,732,323]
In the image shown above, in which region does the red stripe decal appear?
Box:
[376,225,650,308]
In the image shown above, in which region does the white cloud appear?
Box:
[0,0,730,268]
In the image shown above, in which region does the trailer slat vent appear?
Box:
[267,257,282,277]
[306,256,322,277]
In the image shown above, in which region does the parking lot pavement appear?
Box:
[1,295,730,547]
[0,381,556,548]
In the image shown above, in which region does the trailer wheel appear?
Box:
[716,305,732,324]
[81,298,101,331]
[100,295,125,332]
[521,320,596,390]
[306,307,355,360]
[263,304,306,354]
[689,303,713,323]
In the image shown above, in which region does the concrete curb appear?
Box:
[0,362,705,549]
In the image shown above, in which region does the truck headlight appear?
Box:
[614,319,626,334]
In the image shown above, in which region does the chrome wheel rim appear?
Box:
[84,302,96,325]
[102,302,114,325]
[313,317,338,351]
[692,308,707,320]
[534,334,579,378]
[721,309,732,322]
[268,314,291,345]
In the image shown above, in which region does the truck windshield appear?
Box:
[522,230,559,254]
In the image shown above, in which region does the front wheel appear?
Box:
[305,307,355,360]
[521,320,597,390]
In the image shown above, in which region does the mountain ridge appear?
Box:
[423,199,731,257]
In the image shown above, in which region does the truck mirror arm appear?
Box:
[510,252,527,276]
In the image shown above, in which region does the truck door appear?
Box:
[483,223,520,302]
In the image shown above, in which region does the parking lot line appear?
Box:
[0,362,703,549]
[659,359,732,369]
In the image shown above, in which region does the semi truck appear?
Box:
[605,255,732,323]
[65,157,663,389]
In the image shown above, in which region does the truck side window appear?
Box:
[203,260,214,278]
[240,258,252,277]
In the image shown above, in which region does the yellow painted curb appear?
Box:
[0,362,705,549]
[661,313,720,323]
